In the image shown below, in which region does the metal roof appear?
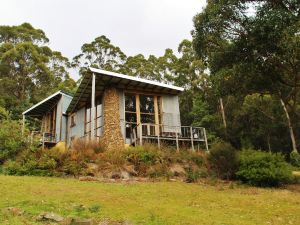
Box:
[66,68,184,114]
[23,91,72,118]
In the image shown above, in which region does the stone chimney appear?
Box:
[100,87,124,151]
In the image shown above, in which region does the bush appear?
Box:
[185,167,208,183]
[207,142,239,179]
[237,150,293,187]
[290,152,300,169]
[0,119,29,163]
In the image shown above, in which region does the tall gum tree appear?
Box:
[192,0,300,153]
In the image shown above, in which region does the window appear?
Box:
[85,105,91,137]
[140,95,155,123]
[85,96,103,138]
[70,113,76,127]
[125,94,137,139]
[124,93,162,138]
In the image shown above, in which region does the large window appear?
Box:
[140,95,155,123]
[125,94,137,139]
[124,93,161,138]
[85,96,103,138]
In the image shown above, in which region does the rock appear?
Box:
[6,207,24,216]
[70,218,94,225]
[123,165,137,176]
[120,171,130,180]
[111,172,121,179]
[98,220,133,225]
[86,163,99,176]
[79,176,99,181]
[37,212,64,222]
[170,164,186,176]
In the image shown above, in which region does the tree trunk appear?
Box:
[219,98,227,129]
[280,98,298,153]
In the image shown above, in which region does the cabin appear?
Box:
[22,68,208,151]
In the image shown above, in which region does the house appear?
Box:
[22,68,208,151]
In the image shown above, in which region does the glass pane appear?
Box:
[86,108,91,122]
[140,95,154,113]
[125,94,136,112]
[85,122,91,133]
[96,104,102,117]
[141,114,155,123]
[125,112,137,123]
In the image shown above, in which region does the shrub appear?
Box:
[207,142,239,179]
[0,119,29,163]
[185,167,208,183]
[124,144,162,166]
[290,152,300,169]
[236,150,293,187]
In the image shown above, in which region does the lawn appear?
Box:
[0,175,299,225]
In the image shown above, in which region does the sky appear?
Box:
[0,0,206,79]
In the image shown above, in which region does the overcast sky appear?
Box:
[0,0,206,79]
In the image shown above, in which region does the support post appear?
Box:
[190,126,194,151]
[22,114,25,136]
[175,127,179,152]
[91,73,96,139]
[157,126,160,149]
[204,128,209,151]
[139,124,143,145]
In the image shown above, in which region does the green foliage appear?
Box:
[0,23,76,119]
[124,145,161,166]
[2,147,87,177]
[290,152,300,169]
[193,0,300,153]
[237,150,293,187]
[207,142,239,179]
[186,167,208,183]
[72,35,127,75]
[0,119,29,163]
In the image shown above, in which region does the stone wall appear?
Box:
[100,87,124,151]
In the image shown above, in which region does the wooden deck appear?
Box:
[128,123,208,151]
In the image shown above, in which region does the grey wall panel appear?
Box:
[55,95,72,142]
[61,95,72,141]
[55,98,62,142]
[68,107,85,143]
[162,95,181,132]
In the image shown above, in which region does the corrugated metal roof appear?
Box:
[23,91,72,117]
[66,68,184,114]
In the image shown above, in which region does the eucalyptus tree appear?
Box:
[193,0,300,153]
[72,35,127,76]
[0,23,75,118]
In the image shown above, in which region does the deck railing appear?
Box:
[127,123,208,151]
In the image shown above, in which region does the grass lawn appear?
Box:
[0,175,300,225]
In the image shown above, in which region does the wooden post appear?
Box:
[204,128,209,151]
[139,124,143,145]
[190,126,194,151]
[157,126,160,149]
[91,73,96,139]
[154,96,159,136]
[175,128,179,152]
